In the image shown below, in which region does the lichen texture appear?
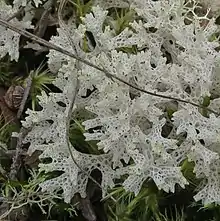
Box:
[2,0,220,205]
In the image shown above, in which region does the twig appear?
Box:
[17,75,32,119]
[34,0,56,37]
[9,127,31,180]
[0,17,218,115]
[1,127,31,220]
[64,74,109,200]
[58,0,110,214]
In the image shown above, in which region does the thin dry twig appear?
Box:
[34,0,56,37]
[17,75,32,119]
[57,0,106,216]
[1,127,31,220]
[9,127,31,180]
[0,17,218,116]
